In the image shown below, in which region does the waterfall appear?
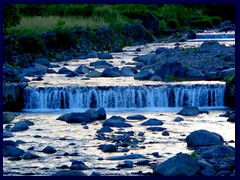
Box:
[24,83,226,110]
[196,33,235,39]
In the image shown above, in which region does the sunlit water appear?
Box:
[3,35,235,176]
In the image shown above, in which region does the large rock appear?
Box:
[199,41,222,53]
[10,121,29,132]
[3,82,28,111]
[107,154,145,160]
[218,68,235,79]
[74,65,90,74]
[43,146,57,154]
[99,144,118,152]
[3,112,19,124]
[90,60,113,67]
[102,67,121,77]
[84,108,99,121]
[34,58,50,67]
[103,116,132,127]
[153,153,200,176]
[3,131,14,138]
[58,67,72,74]
[3,65,21,82]
[187,30,197,39]
[86,70,102,77]
[186,130,224,148]
[154,62,185,79]
[177,106,200,116]
[21,67,46,76]
[21,152,40,159]
[96,107,106,120]
[52,170,87,176]
[141,118,164,126]
[98,52,113,59]
[186,68,204,78]
[121,67,135,77]
[134,69,153,80]
[57,112,91,123]
[133,53,156,64]
[3,146,25,157]
[126,114,147,120]
[70,160,89,170]
[65,71,78,77]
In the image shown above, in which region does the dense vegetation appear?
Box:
[4,4,235,35]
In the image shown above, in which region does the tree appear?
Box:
[3,4,21,33]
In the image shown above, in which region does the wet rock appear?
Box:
[90,172,101,176]
[102,67,121,77]
[141,118,163,125]
[134,69,153,80]
[198,160,214,170]
[70,160,89,170]
[21,152,40,159]
[177,106,200,116]
[227,113,235,122]
[16,140,26,144]
[117,160,133,168]
[154,62,185,79]
[150,75,162,81]
[34,58,50,67]
[201,169,216,176]
[3,146,25,157]
[84,108,99,121]
[58,67,72,74]
[127,114,147,120]
[65,71,78,77]
[98,52,113,59]
[112,47,124,52]
[136,160,150,165]
[138,132,145,136]
[86,70,103,77]
[47,69,57,73]
[23,120,34,126]
[43,146,57,154]
[147,127,166,131]
[48,64,60,68]
[20,76,31,82]
[103,116,132,127]
[87,52,98,58]
[133,53,156,64]
[90,60,113,67]
[32,76,44,81]
[153,153,200,176]
[186,130,224,148]
[3,131,14,138]
[96,107,106,120]
[52,170,87,176]
[107,154,145,160]
[10,121,29,132]
[99,144,118,152]
[162,131,170,136]
[83,125,89,129]
[120,67,135,77]
[186,68,204,78]
[3,65,21,82]
[3,112,19,124]
[152,152,162,158]
[97,126,113,133]
[3,140,18,148]
[199,41,222,53]
[57,112,90,123]
[218,68,235,79]
[187,30,197,39]
[174,116,184,122]
[74,65,90,74]
[8,156,22,161]
[21,67,46,76]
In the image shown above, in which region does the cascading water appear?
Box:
[24,83,226,110]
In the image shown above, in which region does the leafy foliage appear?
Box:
[3,5,21,33]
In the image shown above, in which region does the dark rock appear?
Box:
[3,65,21,82]
[84,108,99,121]
[136,160,150,165]
[99,144,118,152]
[97,126,113,133]
[219,68,235,79]
[58,67,72,74]
[147,127,166,131]
[97,107,106,120]
[3,131,14,138]
[98,52,113,59]
[86,70,102,77]
[107,154,145,160]
[103,116,132,127]
[225,75,235,107]
[70,160,89,170]
[3,112,19,124]
[8,156,22,161]
[227,113,235,122]
[28,146,34,150]
[134,69,153,80]
[52,170,87,176]
[121,67,135,77]
[152,152,161,158]
[22,67,46,76]
[90,60,113,67]
[135,62,144,69]
[10,121,29,132]
[112,47,124,52]
[150,75,162,81]
[136,48,141,52]
[23,120,34,126]
[174,116,184,122]
[138,132,145,136]
[117,160,133,168]
[21,152,40,159]
[177,106,200,116]
[162,131,170,136]
[102,67,121,77]
[187,30,197,39]
[186,130,224,148]
[34,58,50,67]
[201,169,216,176]
[47,69,57,73]
[20,76,31,82]
[141,118,163,126]
[16,140,26,144]
[154,62,185,79]
[48,64,60,68]
[32,76,44,81]
[57,112,90,123]
[65,71,78,77]
[90,172,101,176]
[74,65,90,74]
[155,47,168,54]
[43,146,57,154]
[127,114,147,120]
[153,153,200,176]
[3,140,18,148]
[199,41,222,53]
[87,52,98,58]
[197,160,213,170]
[83,125,89,129]
[186,68,204,78]
[3,146,25,157]
[133,53,156,64]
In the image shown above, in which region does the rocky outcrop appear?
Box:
[3,82,28,112]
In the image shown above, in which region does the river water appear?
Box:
[3,32,235,176]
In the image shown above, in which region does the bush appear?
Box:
[167,19,180,29]
[159,20,168,32]
[3,5,21,33]
[211,16,222,26]
[191,16,213,28]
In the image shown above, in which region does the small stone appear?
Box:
[138,132,145,136]
[136,160,150,165]
[162,131,170,136]
[152,152,162,158]
[83,125,89,129]
[43,146,57,154]
[21,152,40,159]
[99,144,118,152]
[174,117,184,122]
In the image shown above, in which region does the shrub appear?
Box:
[191,16,213,28]
[211,16,222,26]
[167,19,180,29]
[159,20,168,32]
[3,5,21,33]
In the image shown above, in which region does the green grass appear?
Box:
[6,16,111,35]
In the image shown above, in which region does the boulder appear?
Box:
[141,118,164,126]
[90,60,113,67]
[46,69,57,74]
[96,107,106,120]
[126,114,147,120]
[84,108,99,121]
[155,47,168,54]
[103,116,132,127]
[3,65,21,82]
[21,152,40,159]
[187,30,197,39]
[102,67,121,77]
[70,160,89,170]
[58,67,72,74]
[153,153,200,176]
[57,112,90,123]
[98,52,113,59]
[117,160,134,168]
[3,146,25,157]
[86,51,98,58]
[74,65,90,74]
[174,116,184,122]
[34,58,50,67]
[52,170,87,176]
[43,146,57,154]
[133,53,156,64]
[186,68,204,78]
[97,126,113,133]
[112,47,124,52]
[218,68,235,79]
[21,67,46,76]
[177,106,200,116]
[134,69,153,80]
[3,131,14,138]
[3,140,18,148]
[23,120,34,126]
[86,70,102,77]
[107,154,145,160]
[154,62,185,79]
[225,75,235,107]
[32,63,49,72]
[121,67,135,77]
[150,75,162,81]
[31,76,44,81]
[199,41,222,53]
[10,121,29,132]
[99,144,118,152]
[147,127,166,131]
[227,113,235,122]
[65,71,78,77]
[3,112,19,124]
[186,130,224,148]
